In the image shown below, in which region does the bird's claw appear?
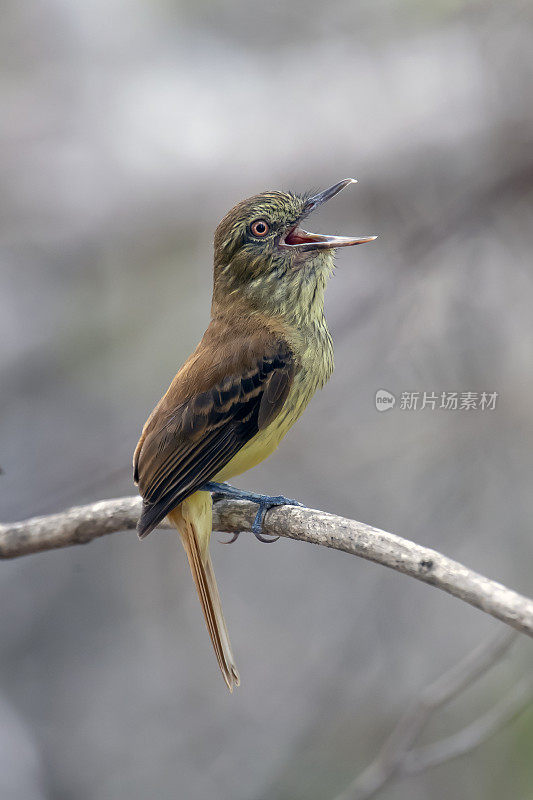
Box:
[204,482,301,544]
[219,531,241,545]
[251,495,302,541]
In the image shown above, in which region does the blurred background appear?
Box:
[1,0,533,797]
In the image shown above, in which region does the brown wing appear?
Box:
[134,340,294,538]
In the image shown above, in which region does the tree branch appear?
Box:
[404,678,533,774]
[333,629,532,800]
[1,496,532,638]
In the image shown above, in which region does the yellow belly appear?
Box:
[213,417,288,482]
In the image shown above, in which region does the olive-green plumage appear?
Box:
[134,179,376,690]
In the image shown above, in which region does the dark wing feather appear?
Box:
[135,344,294,538]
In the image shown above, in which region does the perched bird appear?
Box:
[133,179,376,690]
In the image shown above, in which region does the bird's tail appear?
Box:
[168,491,240,692]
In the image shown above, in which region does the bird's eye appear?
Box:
[250,219,270,237]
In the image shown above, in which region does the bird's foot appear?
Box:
[204,482,302,543]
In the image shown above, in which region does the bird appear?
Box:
[133,178,377,690]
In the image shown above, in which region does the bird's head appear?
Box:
[212,179,377,319]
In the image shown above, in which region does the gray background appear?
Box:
[1,0,533,797]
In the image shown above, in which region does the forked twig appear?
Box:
[333,630,531,800]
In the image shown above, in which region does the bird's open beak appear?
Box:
[279,178,377,252]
